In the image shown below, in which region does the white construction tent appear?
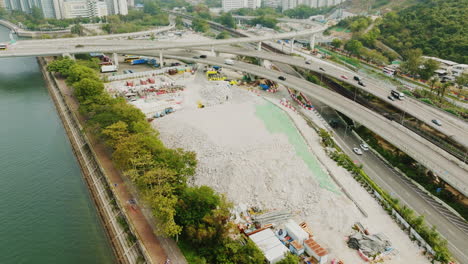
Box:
[249,229,289,264]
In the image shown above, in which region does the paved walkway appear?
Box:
[47,57,186,264]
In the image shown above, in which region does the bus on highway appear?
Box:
[124,55,140,62]
[0,43,7,50]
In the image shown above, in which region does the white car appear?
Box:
[353,147,363,155]
[360,144,369,151]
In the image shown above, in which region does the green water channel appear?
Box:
[255,101,339,194]
[0,25,115,263]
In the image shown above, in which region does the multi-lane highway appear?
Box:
[186,46,468,149]
[0,26,325,57]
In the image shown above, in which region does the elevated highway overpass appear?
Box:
[0,26,324,57]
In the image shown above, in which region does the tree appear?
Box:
[401,49,422,76]
[216,12,235,28]
[0,7,7,18]
[428,76,440,91]
[71,23,84,36]
[455,72,468,91]
[216,31,230,39]
[192,17,209,32]
[102,121,130,148]
[47,57,76,76]
[276,252,300,264]
[418,59,440,80]
[437,82,452,102]
[31,7,44,21]
[249,15,278,29]
[175,16,184,29]
[177,187,231,245]
[176,186,220,227]
[143,0,161,15]
[73,78,105,102]
[66,64,99,84]
[344,39,363,55]
[331,38,342,49]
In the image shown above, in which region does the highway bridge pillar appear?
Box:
[159,51,164,68]
[257,42,262,51]
[112,53,119,67]
[62,53,75,60]
[309,34,316,51]
[290,38,295,53]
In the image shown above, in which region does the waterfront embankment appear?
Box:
[37,56,172,264]
[0,19,70,38]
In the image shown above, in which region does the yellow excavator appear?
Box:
[197,101,205,108]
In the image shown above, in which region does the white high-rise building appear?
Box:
[4,0,61,18]
[222,0,260,12]
[105,0,126,15]
[88,0,107,16]
[61,0,107,18]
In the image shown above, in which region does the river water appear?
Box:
[0,26,115,263]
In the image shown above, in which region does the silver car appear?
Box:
[353,147,363,155]
[360,144,369,151]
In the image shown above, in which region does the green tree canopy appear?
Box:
[47,57,76,76]
[283,5,333,19]
[379,0,468,63]
[418,59,440,80]
[192,17,209,32]
[344,39,363,55]
[67,64,99,84]
[331,38,343,49]
[216,12,236,28]
[401,48,423,76]
[276,252,300,264]
[73,78,105,102]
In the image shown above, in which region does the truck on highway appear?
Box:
[0,43,7,50]
[101,65,118,73]
[224,59,235,65]
[131,59,148,65]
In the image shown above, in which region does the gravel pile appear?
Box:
[199,82,232,106]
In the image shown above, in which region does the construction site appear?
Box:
[101,54,432,263]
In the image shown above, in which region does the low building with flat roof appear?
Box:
[249,228,289,264]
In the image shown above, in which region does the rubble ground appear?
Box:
[152,70,430,263]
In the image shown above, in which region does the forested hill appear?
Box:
[379,0,468,63]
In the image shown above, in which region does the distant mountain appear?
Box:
[378,0,468,63]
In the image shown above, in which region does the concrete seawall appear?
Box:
[37,57,151,264]
[0,20,70,38]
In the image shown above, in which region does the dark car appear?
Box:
[387,95,395,101]
[432,119,442,126]
[358,81,365,87]
[305,60,311,64]
[278,76,286,81]
[353,76,360,81]
[200,55,207,58]
[319,67,325,71]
